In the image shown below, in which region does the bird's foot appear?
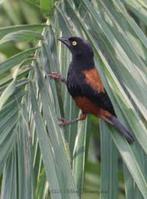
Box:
[48,72,66,83]
[58,117,72,127]
[58,114,87,127]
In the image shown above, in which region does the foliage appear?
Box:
[0,0,147,198]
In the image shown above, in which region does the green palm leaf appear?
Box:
[0,0,147,198]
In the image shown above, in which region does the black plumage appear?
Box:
[67,63,115,115]
[49,36,135,144]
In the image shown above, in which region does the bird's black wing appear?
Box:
[67,67,115,115]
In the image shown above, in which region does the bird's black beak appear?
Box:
[58,37,70,48]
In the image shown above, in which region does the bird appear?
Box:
[48,36,135,144]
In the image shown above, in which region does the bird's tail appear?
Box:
[108,115,135,144]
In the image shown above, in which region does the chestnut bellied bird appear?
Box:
[48,36,135,144]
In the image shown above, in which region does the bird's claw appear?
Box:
[48,72,63,81]
[58,118,71,127]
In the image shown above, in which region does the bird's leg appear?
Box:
[48,72,66,84]
[58,113,87,127]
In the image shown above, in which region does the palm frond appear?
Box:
[0,0,147,198]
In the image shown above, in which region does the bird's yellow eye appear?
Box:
[72,41,77,46]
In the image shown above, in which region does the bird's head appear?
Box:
[58,36,94,59]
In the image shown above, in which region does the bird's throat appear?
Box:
[71,55,95,70]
